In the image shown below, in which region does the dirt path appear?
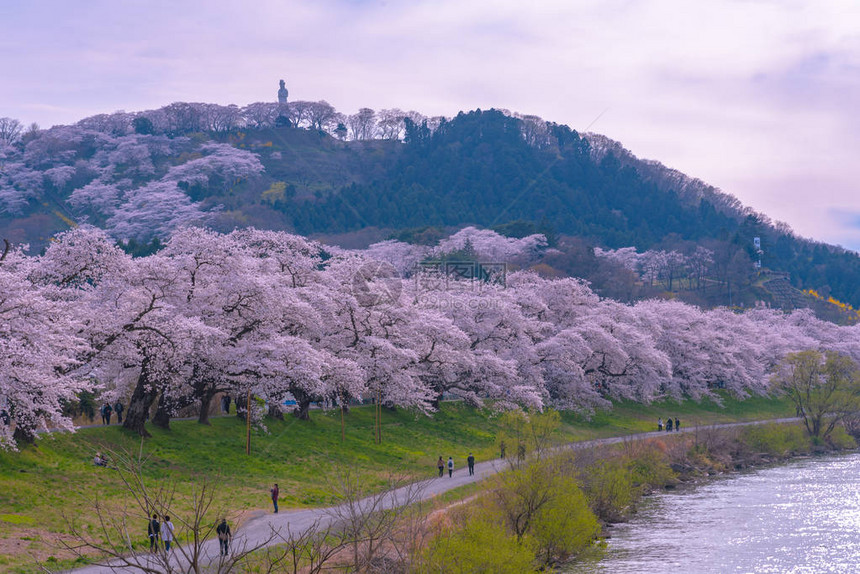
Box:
[62,417,799,573]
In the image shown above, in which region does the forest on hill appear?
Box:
[2,103,860,310]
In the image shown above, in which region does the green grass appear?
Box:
[0,393,795,572]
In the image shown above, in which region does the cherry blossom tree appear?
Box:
[106,181,211,241]
[0,248,88,448]
[435,227,547,264]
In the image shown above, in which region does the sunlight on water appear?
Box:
[568,453,860,574]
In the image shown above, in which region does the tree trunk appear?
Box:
[430,389,443,411]
[153,393,195,429]
[267,404,284,420]
[236,394,248,422]
[291,388,312,421]
[12,424,35,445]
[198,391,216,425]
[123,370,159,438]
[152,394,171,430]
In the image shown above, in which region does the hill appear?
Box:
[2,105,860,309]
[0,396,795,573]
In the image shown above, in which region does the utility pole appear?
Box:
[245,387,252,455]
[376,388,382,444]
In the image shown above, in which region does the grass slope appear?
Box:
[0,394,794,572]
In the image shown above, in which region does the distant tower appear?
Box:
[753,237,762,269]
[277,79,289,104]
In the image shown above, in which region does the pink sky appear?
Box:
[2,0,859,249]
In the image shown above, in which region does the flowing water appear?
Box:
[568,452,860,574]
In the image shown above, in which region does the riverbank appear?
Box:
[0,393,795,573]
[417,420,857,573]
[567,451,860,573]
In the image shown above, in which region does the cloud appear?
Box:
[1,0,858,249]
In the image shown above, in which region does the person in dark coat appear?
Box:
[216,518,231,556]
[100,403,112,425]
[666,417,673,432]
[147,514,160,552]
[467,453,475,476]
[499,440,506,459]
[675,417,680,432]
[114,401,124,424]
[437,456,444,477]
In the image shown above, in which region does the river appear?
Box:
[568,452,860,573]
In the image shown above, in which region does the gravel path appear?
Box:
[62,416,799,573]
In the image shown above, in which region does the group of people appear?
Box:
[146,514,176,553]
[99,401,124,425]
[146,514,231,556]
[92,451,111,467]
[658,417,681,432]
[436,453,477,477]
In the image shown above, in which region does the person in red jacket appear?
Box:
[270,483,279,513]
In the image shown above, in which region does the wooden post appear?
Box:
[245,387,252,455]
[376,389,382,444]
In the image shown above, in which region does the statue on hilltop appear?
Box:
[277,79,289,104]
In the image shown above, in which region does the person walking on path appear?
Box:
[216,518,231,556]
[467,453,475,476]
[499,440,506,459]
[147,514,160,553]
[270,483,279,514]
[161,515,175,552]
[675,417,680,432]
[665,417,673,432]
[658,418,663,431]
[113,401,124,424]
[100,403,112,425]
[437,456,444,477]
[447,456,454,478]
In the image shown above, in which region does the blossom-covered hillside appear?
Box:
[2,103,860,308]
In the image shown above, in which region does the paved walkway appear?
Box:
[63,417,799,573]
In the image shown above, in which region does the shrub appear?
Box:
[583,458,635,522]
[741,424,809,456]
[416,513,536,574]
[527,475,600,566]
[627,445,676,489]
[827,426,857,450]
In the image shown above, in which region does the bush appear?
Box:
[527,475,600,566]
[627,446,676,489]
[827,425,857,450]
[416,513,536,574]
[741,424,809,456]
[583,458,635,522]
